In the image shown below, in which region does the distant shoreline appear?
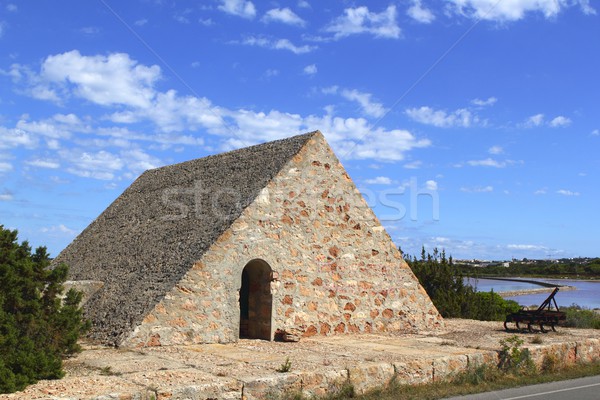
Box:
[472,276,576,298]
[498,286,576,297]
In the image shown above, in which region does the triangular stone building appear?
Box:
[56,131,443,347]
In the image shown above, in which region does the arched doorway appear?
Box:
[239,259,273,340]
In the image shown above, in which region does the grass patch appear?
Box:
[276,357,292,373]
[99,366,122,376]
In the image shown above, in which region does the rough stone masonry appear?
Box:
[55,131,443,347]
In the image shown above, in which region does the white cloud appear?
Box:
[534,188,547,195]
[592,129,599,136]
[224,108,431,162]
[557,189,580,196]
[262,8,306,26]
[405,106,474,128]
[467,158,520,168]
[221,109,305,149]
[488,145,503,154]
[218,0,256,19]
[121,149,161,176]
[448,0,593,21]
[471,96,497,106]
[14,50,432,170]
[14,113,89,148]
[134,18,148,26]
[0,22,4,38]
[325,5,401,39]
[274,38,315,54]
[321,85,338,95]
[16,119,71,140]
[26,159,60,169]
[96,126,204,148]
[80,26,100,35]
[103,90,223,136]
[0,126,37,149]
[6,4,17,12]
[507,244,548,251]
[549,115,571,127]
[40,224,77,236]
[0,191,13,201]
[62,149,124,180]
[34,51,161,108]
[403,160,422,169]
[407,0,435,23]
[173,12,191,24]
[0,161,13,172]
[525,113,544,127]
[461,185,493,193]
[303,64,317,75]
[329,127,431,162]
[425,180,438,190]
[340,89,387,118]
[525,114,572,128]
[263,69,279,78]
[241,36,316,54]
[365,176,392,185]
[578,0,597,15]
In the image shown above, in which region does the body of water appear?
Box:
[466,277,600,309]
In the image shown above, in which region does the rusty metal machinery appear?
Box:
[504,287,566,333]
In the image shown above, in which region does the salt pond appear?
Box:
[466,277,599,309]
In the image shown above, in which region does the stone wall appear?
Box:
[123,133,442,347]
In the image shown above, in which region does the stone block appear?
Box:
[348,363,395,394]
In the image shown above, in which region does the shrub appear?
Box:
[498,335,535,374]
[406,247,521,321]
[468,291,521,321]
[562,305,600,329]
[0,226,89,393]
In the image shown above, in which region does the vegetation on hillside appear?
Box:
[403,247,520,320]
[457,258,600,279]
[0,226,89,394]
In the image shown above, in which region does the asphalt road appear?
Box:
[444,375,600,400]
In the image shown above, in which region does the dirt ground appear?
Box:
[2,319,599,400]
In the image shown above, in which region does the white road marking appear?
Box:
[502,382,600,399]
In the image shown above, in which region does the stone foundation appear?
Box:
[7,332,599,400]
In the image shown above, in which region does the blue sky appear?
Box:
[1,0,598,260]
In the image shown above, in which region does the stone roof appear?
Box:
[54,131,318,346]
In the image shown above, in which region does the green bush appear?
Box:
[0,226,89,393]
[405,247,520,321]
[498,335,535,374]
[562,305,600,329]
[467,291,521,321]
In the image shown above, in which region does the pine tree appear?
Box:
[0,226,89,393]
